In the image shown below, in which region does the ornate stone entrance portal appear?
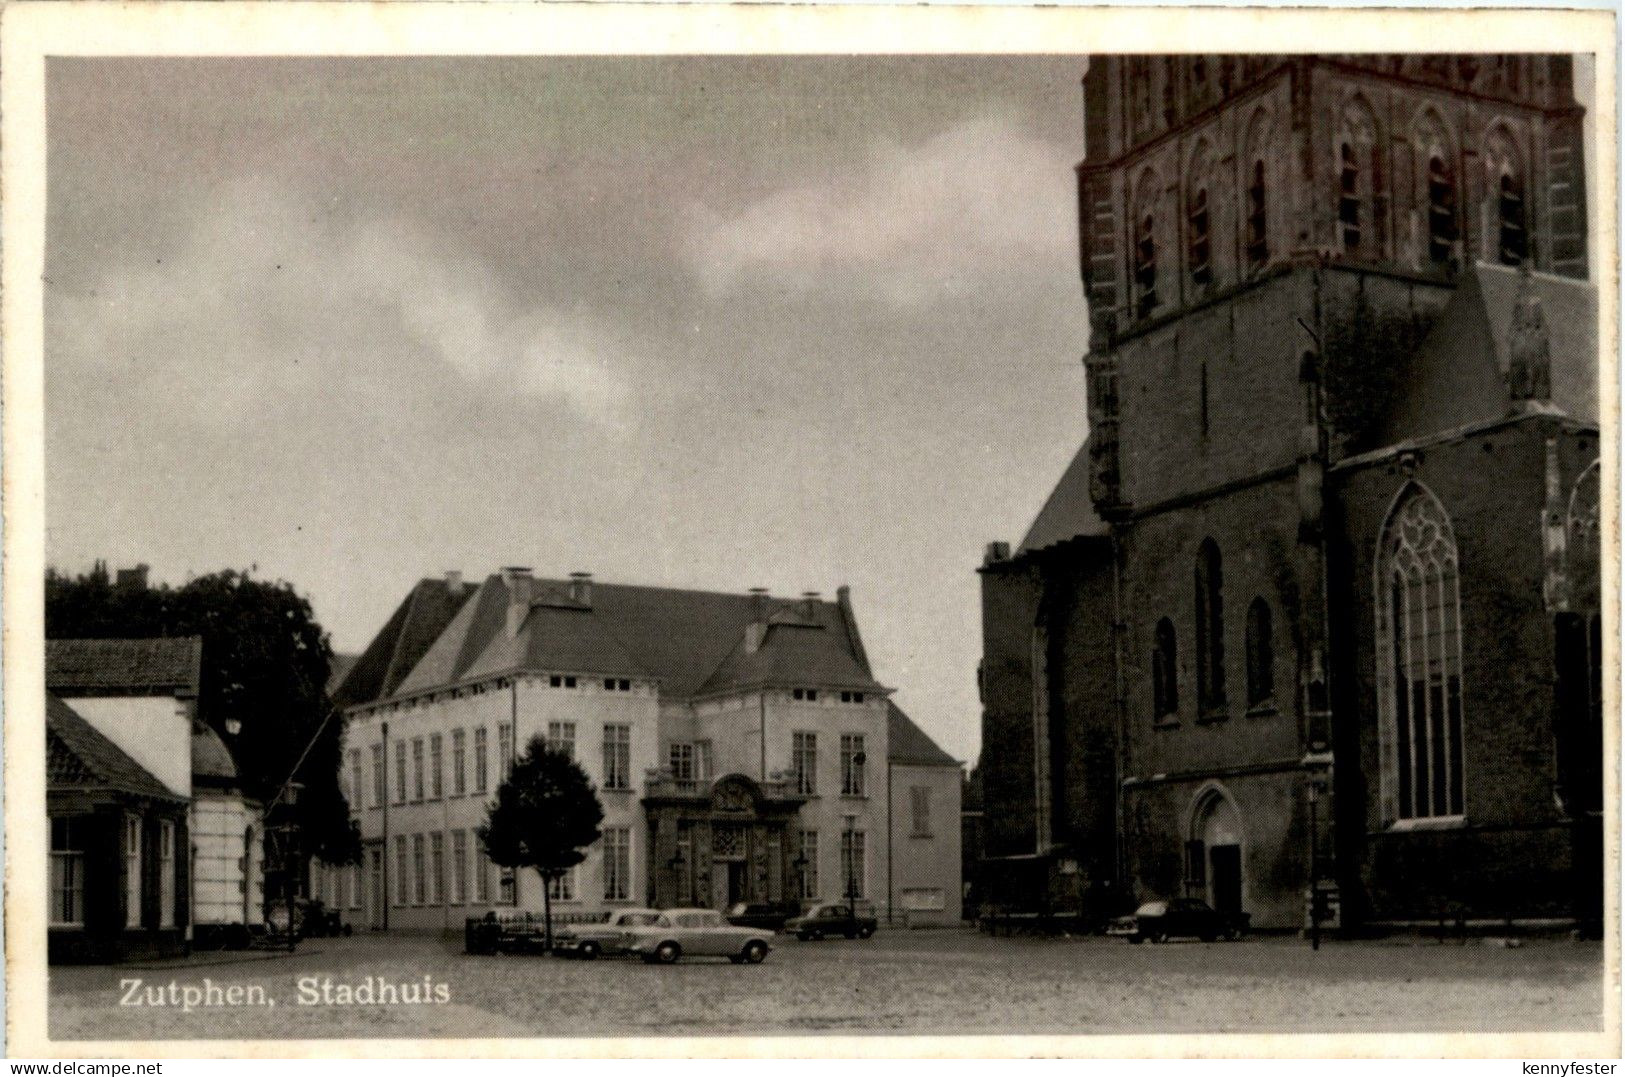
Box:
[644,773,806,911]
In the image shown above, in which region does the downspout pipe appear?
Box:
[380,718,389,931]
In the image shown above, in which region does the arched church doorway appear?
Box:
[1189,788,1244,917]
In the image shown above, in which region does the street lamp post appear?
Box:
[1306,772,1329,951]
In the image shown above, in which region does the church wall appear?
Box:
[1332,417,1593,921]
[976,559,1043,859]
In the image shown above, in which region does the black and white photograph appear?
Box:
[3,2,1617,1058]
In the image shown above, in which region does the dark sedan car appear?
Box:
[784,902,877,940]
[725,901,800,932]
[1107,897,1248,943]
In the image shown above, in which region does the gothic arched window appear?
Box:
[1339,143,1362,250]
[1499,173,1527,265]
[1132,168,1162,319]
[1427,155,1458,265]
[1195,540,1227,717]
[1153,618,1179,721]
[1245,598,1274,710]
[1336,97,1380,256]
[1189,186,1211,286]
[1375,485,1466,821]
[1246,159,1269,267]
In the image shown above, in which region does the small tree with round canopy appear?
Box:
[477,736,604,952]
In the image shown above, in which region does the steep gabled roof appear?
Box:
[47,693,185,802]
[45,637,202,697]
[1017,441,1108,556]
[1380,264,1599,443]
[329,577,474,707]
[697,622,885,698]
[355,574,882,705]
[191,721,240,786]
[886,701,959,768]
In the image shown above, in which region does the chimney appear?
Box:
[445,569,463,593]
[801,591,821,619]
[568,571,593,607]
[984,541,1011,565]
[501,566,533,637]
[745,588,769,654]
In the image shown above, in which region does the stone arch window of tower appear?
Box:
[1245,598,1275,714]
[1246,159,1269,268]
[1426,154,1458,267]
[1152,618,1179,724]
[1134,211,1157,318]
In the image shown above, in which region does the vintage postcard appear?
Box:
[3,1,1618,1059]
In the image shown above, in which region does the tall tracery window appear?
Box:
[1245,598,1274,709]
[1135,212,1158,317]
[1195,540,1227,717]
[1376,485,1466,821]
[1426,155,1457,265]
[1188,186,1211,286]
[1498,172,1527,266]
[1246,160,1269,267]
[1153,618,1179,721]
[1339,143,1362,250]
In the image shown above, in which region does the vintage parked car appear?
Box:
[553,908,664,959]
[784,901,878,940]
[1107,897,1248,943]
[623,908,774,964]
[725,901,801,932]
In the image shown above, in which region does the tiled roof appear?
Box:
[697,623,884,697]
[45,637,202,696]
[1017,441,1109,555]
[326,653,359,697]
[1381,264,1598,443]
[47,694,185,802]
[191,721,239,785]
[886,701,959,768]
[356,575,882,705]
[329,578,474,707]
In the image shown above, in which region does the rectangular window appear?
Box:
[158,820,176,927]
[910,786,932,837]
[412,834,426,905]
[841,734,866,796]
[498,723,513,778]
[124,816,143,928]
[473,838,491,904]
[411,738,425,802]
[603,826,630,901]
[50,817,86,927]
[349,861,362,910]
[395,836,409,906]
[474,728,488,793]
[347,750,363,811]
[429,832,445,905]
[546,721,576,759]
[451,729,466,796]
[695,740,714,781]
[799,830,819,900]
[500,865,516,905]
[603,724,631,790]
[451,830,468,904]
[394,741,407,805]
[548,867,575,902]
[429,734,443,800]
[840,824,866,900]
[670,742,695,784]
[371,744,385,807]
[793,732,817,795]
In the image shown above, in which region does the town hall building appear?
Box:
[324,571,962,932]
[979,54,1601,932]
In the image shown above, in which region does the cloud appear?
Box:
[683,116,1077,304]
[52,176,632,429]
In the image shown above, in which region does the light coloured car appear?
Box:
[623,907,773,964]
[553,908,664,959]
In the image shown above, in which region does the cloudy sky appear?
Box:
[45,56,1093,764]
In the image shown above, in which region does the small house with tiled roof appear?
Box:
[46,635,266,952]
[324,570,962,931]
[47,693,190,962]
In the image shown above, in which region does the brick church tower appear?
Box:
[978,56,1599,931]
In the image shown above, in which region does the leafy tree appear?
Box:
[45,563,361,865]
[477,737,605,951]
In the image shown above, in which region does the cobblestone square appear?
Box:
[48,928,1605,1040]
